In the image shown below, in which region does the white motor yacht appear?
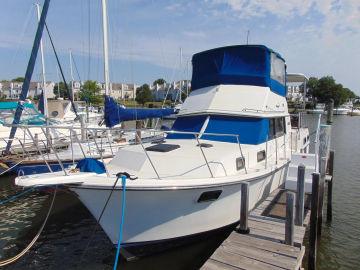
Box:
[16,45,309,255]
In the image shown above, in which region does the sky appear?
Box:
[0,0,359,94]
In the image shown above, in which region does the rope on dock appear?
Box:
[0,185,57,266]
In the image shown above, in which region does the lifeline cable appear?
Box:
[0,185,58,266]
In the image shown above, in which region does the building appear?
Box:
[98,82,138,100]
[287,84,304,102]
[0,81,55,100]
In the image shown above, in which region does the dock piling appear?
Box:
[309,173,320,270]
[295,164,305,226]
[285,191,295,246]
[326,99,334,125]
[327,150,335,222]
[237,182,250,234]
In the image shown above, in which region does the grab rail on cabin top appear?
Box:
[4,124,257,179]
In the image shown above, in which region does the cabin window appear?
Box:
[257,150,266,162]
[236,157,245,170]
[275,117,285,137]
[269,117,286,139]
[270,53,285,85]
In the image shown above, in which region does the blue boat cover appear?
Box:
[168,115,269,145]
[191,45,286,96]
[76,158,106,174]
[104,96,175,128]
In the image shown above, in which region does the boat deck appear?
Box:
[201,188,310,270]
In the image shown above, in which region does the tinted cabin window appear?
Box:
[269,117,286,139]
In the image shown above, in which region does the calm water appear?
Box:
[0,115,359,269]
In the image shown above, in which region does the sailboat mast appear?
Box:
[101,0,110,96]
[35,3,48,117]
[69,49,75,101]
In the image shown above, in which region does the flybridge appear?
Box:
[191,45,286,97]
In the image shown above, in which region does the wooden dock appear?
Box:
[201,189,310,270]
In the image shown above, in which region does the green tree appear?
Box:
[11,77,25,82]
[307,76,356,107]
[80,80,103,105]
[153,78,166,86]
[54,82,70,99]
[136,84,153,105]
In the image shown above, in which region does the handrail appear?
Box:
[195,134,214,178]
[25,127,53,173]
[236,135,247,174]
[135,132,161,180]
[5,124,251,179]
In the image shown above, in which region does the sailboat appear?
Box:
[16,44,310,255]
[0,0,173,175]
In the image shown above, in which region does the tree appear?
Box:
[136,84,153,105]
[153,78,166,86]
[307,76,356,107]
[80,80,103,105]
[54,82,70,99]
[11,77,25,82]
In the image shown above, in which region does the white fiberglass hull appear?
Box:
[70,164,288,250]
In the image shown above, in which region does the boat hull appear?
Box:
[70,163,288,255]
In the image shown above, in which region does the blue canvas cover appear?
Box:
[191,45,286,96]
[76,158,106,174]
[104,96,175,128]
[168,115,269,145]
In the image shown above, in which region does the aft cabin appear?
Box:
[169,45,290,147]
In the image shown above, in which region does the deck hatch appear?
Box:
[145,143,180,152]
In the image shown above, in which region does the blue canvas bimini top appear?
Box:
[191,45,286,96]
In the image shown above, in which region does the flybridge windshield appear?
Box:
[191,45,286,97]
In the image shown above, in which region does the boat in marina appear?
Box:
[16,45,310,255]
[333,102,352,115]
[307,103,325,114]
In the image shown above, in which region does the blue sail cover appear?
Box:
[104,96,175,128]
[191,45,286,96]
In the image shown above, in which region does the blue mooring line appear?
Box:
[0,187,36,206]
[113,175,127,270]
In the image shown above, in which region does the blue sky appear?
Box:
[0,0,359,94]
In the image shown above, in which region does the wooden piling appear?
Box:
[326,99,334,125]
[237,182,250,234]
[327,150,335,222]
[285,192,295,246]
[318,157,327,238]
[295,164,305,226]
[308,173,320,270]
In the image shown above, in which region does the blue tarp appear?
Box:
[104,96,175,128]
[76,158,106,174]
[191,45,286,96]
[168,115,269,145]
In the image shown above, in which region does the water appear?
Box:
[0,115,359,269]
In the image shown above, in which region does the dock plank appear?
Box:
[200,188,308,270]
